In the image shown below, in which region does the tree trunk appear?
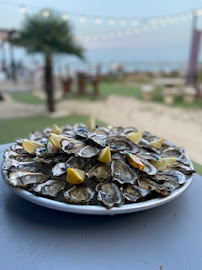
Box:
[45,53,55,113]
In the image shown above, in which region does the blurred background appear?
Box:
[0,0,202,168]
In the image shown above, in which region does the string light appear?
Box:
[19,5,27,14]
[1,2,200,42]
[42,10,50,18]
[131,18,138,26]
[94,17,102,24]
[79,15,87,23]
[62,13,69,21]
[108,18,116,25]
[120,19,127,26]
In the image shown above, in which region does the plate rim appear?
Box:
[1,159,194,215]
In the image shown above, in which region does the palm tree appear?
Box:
[9,10,84,112]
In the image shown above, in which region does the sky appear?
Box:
[0,0,202,65]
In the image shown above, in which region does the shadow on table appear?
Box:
[4,189,190,234]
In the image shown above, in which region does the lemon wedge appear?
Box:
[67,168,85,184]
[127,131,144,144]
[149,138,164,149]
[98,146,111,162]
[151,157,176,171]
[87,115,96,132]
[49,133,67,149]
[52,124,62,135]
[22,139,43,154]
[126,153,145,170]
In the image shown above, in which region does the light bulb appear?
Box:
[131,18,138,26]
[79,15,87,23]
[120,19,127,26]
[19,5,27,14]
[108,18,116,25]
[42,10,50,18]
[95,17,102,24]
[62,13,69,21]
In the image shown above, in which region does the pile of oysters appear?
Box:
[2,120,195,209]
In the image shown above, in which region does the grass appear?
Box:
[9,82,202,109]
[192,161,202,176]
[152,88,202,109]
[64,82,142,101]
[0,114,105,144]
[10,92,45,105]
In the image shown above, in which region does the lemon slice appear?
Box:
[127,131,144,144]
[52,124,62,135]
[98,146,111,162]
[49,133,67,149]
[126,153,145,170]
[22,139,43,154]
[151,157,176,171]
[87,115,96,132]
[67,168,85,184]
[149,138,164,149]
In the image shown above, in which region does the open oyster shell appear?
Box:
[64,185,94,204]
[8,171,47,187]
[111,159,139,184]
[32,180,66,197]
[96,183,123,208]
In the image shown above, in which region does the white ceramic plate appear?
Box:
[1,160,194,215]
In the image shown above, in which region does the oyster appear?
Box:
[111,159,139,184]
[10,144,27,154]
[2,159,39,172]
[8,171,46,187]
[136,150,161,161]
[77,145,100,158]
[29,131,43,141]
[4,150,31,162]
[171,162,195,175]
[137,178,169,196]
[52,162,69,176]
[96,183,123,208]
[61,139,85,154]
[16,138,23,145]
[122,127,138,135]
[33,180,66,197]
[153,170,186,185]
[122,184,148,202]
[52,156,85,176]
[161,147,189,165]
[42,127,52,137]
[140,145,161,155]
[74,124,88,138]
[141,159,158,176]
[64,185,94,204]
[106,135,138,153]
[88,134,106,147]
[87,163,111,180]
[94,126,110,135]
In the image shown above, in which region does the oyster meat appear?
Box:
[33,180,66,197]
[64,185,94,204]
[96,183,123,208]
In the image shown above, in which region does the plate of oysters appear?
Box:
[1,118,195,215]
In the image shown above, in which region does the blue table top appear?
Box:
[0,143,202,270]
